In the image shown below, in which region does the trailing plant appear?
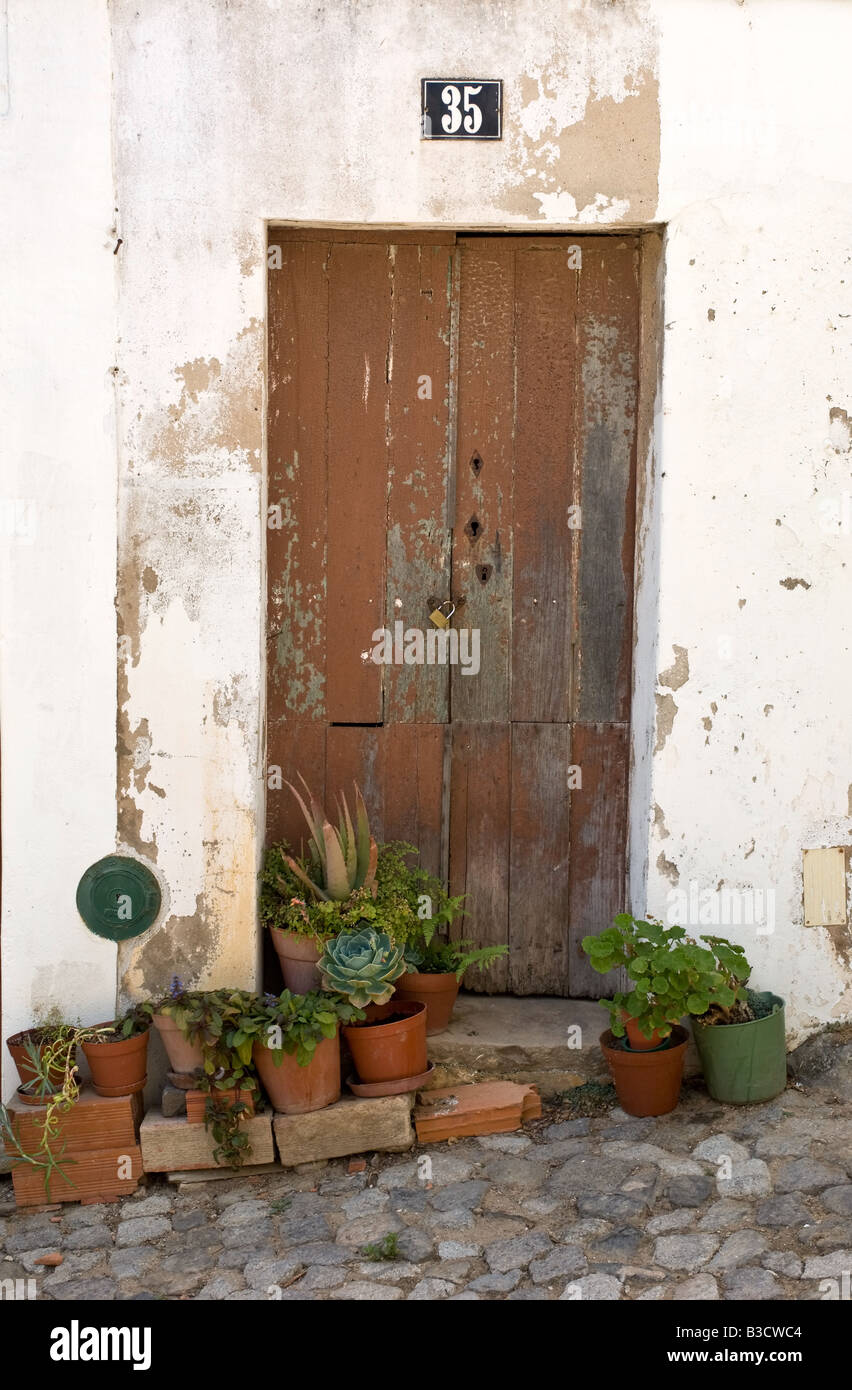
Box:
[319,927,407,1007]
[154,980,262,1168]
[0,1024,104,1196]
[282,778,377,902]
[582,914,750,1042]
[236,989,364,1068]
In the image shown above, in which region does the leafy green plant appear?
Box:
[404,936,508,981]
[582,914,751,1042]
[319,927,407,1007]
[282,778,377,902]
[235,989,364,1068]
[154,981,262,1167]
[361,1232,400,1262]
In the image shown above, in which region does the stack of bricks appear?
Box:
[7,1088,143,1208]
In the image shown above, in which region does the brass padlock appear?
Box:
[429,601,456,630]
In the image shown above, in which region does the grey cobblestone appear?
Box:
[3,1057,852,1302]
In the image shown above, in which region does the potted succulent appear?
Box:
[583,914,738,1117]
[689,935,786,1104]
[320,926,428,1091]
[263,779,378,993]
[236,989,364,1114]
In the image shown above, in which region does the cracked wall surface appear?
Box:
[5,0,852,1077]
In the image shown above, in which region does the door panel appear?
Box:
[267,231,640,997]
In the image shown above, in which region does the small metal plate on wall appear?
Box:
[76,855,161,942]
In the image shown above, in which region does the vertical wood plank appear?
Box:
[265,721,327,851]
[509,724,572,995]
[384,725,446,878]
[267,239,328,722]
[575,238,639,724]
[448,723,510,993]
[324,725,446,878]
[511,247,578,723]
[567,722,630,997]
[451,241,515,723]
[326,242,392,723]
[384,243,454,724]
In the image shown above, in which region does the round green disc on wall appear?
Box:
[76,855,161,942]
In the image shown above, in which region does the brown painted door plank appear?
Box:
[451,241,515,723]
[326,242,392,724]
[567,722,630,997]
[448,723,511,993]
[384,243,454,724]
[267,239,329,724]
[324,725,445,879]
[384,725,446,878]
[511,246,578,723]
[575,238,639,724]
[266,722,327,850]
[509,723,572,995]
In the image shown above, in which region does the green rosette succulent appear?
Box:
[319,927,406,1007]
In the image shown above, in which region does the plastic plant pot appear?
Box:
[394,972,460,1035]
[253,1033,341,1114]
[692,992,786,1104]
[600,1025,688,1117]
[269,929,324,995]
[80,1025,149,1097]
[342,1000,428,1084]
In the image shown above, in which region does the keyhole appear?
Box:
[475,564,492,585]
[464,515,482,542]
[470,451,483,477]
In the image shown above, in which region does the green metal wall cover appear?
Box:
[76,855,161,942]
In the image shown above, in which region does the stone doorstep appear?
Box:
[425,995,703,1093]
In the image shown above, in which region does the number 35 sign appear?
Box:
[421,79,502,140]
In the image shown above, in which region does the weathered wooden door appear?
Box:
[267,230,639,997]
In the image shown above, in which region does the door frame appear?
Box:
[262,222,665,995]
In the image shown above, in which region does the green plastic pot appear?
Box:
[693,992,786,1104]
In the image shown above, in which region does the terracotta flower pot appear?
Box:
[600,1025,688,1117]
[394,971,460,1035]
[253,1033,341,1114]
[270,929,324,995]
[185,1089,256,1124]
[623,1013,664,1051]
[342,1000,428,1085]
[152,1014,204,1074]
[80,1025,149,1097]
[6,1030,69,1089]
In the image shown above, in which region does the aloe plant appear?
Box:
[319,927,406,1007]
[281,777,378,903]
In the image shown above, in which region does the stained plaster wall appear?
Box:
[2,1,852,1089]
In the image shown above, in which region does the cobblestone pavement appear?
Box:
[4,1052,852,1302]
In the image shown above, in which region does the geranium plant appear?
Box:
[582,914,750,1042]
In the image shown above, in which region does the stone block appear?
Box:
[273,1095,414,1167]
[140,1107,274,1172]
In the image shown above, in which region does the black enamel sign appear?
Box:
[421,79,502,140]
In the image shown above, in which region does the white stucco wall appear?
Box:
[0,0,117,1096]
[3,0,852,1083]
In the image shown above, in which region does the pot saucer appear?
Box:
[347,1062,435,1097]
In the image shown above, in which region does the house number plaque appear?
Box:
[421,79,502,140]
